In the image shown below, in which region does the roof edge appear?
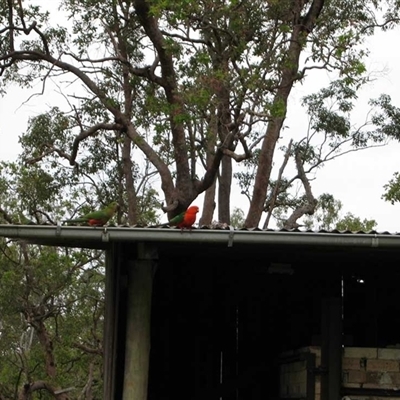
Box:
[0,225,397,249]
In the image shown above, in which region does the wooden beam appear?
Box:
[123,242,158,400]
[328,298,342,400]
[305,352,316,400]
[321,297,342,400]
[103,244,121,399]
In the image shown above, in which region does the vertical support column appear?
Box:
[103,243,121,399]
[328,298,342,400]
[123,242,158,400]
[321,297,343,400]
[305,352,316,400]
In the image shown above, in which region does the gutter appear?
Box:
[0,225,398,249]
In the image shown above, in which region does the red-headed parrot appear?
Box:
[63,201,118,227]
[158,205,199,229]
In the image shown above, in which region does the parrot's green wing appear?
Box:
[83,202,118,219]
[167,211,185,226]
[19,213,36,225]
[63,202,118,224]
[153,210,185,227]
[82,209,107,220]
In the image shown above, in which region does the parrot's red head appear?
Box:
[176,205,199,229]
[187,205,199,215]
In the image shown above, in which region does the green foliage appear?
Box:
[0,239,104,397]
[336,213,377,231]
[378,94,400,202]
[230,207,245,229]
[303,193,343,230]
[136,188,163,225]
[0,126,121,395]
[370,94,400,140]
[302,78,378,147]
[303,193,376,231]
[383,172,400,205]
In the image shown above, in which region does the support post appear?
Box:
[321,297,342,400]
[103,244,121,399]
[123,243,157,400]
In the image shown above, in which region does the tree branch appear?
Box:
[70,122,123,165]
[19,381,71,400]
[263,139,293,228]
[74,342,102,356]
[134,0,191,201]
[283,149,318,229]
[0,206,14,224]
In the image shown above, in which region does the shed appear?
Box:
[1,224,400,400]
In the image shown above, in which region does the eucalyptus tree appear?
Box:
[1,0,400,229]
[0,162,107,398]
[0,241,105,399]
[298,193,377,231]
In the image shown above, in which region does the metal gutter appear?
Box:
[0,225,399,249]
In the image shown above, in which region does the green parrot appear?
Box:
[156,205,199,229]
[19,213,36,225]
[63,201,118,227]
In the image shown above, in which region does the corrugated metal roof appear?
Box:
[104,222,400,235]
[0,224,399,250]
[120,223,400,236]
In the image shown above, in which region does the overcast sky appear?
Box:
[1,10,400,231]
[295,27,400,233]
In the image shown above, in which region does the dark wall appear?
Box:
[343,254,400,348]
[148,248,343,400]
[106,242,400,400]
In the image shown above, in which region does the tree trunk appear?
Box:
[35,321,57,379]
[216,68,233,224]
[117,15,138,226]
[122,136,138,225]
[199,112,218,225]
[218,156,232,224]
[245,0,325,227]
[134,0,192,206]
[200,182,216,226]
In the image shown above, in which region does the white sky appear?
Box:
[295,28,400,232]
[1,11,400,231]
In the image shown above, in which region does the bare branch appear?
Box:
[70,122,122,165]
[162,199,179,213]
[74,342,102,356]
[360,17,400,34]
[134,0,191,198]
[64,52,120,64]
[283,149,318,229]
[55,387,75,395]
[6,0,14,51]
[19,381,71,400]
[221,148,250,162]
[160,30,209,45]
[0,206,14,224]
[263,139,293,228]
[33,209,56,225]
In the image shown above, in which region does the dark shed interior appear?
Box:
[111,240,400,400]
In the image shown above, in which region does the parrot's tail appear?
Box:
[148,223,169,228]
[62,218,87,223]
